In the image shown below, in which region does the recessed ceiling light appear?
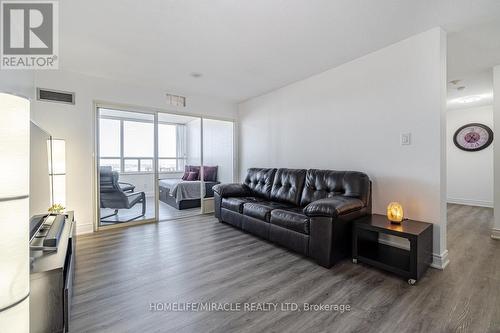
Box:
[190,72,203,78]
[456,95,482,103]
[447,93,493,106]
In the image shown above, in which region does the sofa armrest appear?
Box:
[212,183,251,198]
[303,196,364,218]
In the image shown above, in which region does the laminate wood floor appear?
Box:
[100,196,201,225]
[71,204,500,333]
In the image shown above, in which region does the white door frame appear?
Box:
[92,100,237,231]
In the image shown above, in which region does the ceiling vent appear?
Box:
[166,93,186,107]
[37,88,75,105]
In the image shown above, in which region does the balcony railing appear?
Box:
[99,157,187,173]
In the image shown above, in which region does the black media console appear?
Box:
[30,211,75,333]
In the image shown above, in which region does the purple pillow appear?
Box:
[185,171,198,181]
[202,166,218,182]
[181,165,190,180]
[182,165,201,180]
[188,165,201,174]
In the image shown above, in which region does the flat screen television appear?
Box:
[29,121,54,239]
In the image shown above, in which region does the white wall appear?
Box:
[493,65,500,239]
[238,28,448,267]
[31,70,237,234]
[0,71,34,99]
[203,119,234,183]
[447,106,493,207]
[186,118,202,166]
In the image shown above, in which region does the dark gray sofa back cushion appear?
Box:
[270,168,307,206]
[300,169,370,207]
[243,168,277,199]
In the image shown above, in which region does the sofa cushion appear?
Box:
[303,196,364,218]
[222,197,263,213]
[270,168,307,206]
[242,201,292,222]
[270,208,310,235]
[300,169,370,207]
[243,168,277,199]
[213,183,251,198]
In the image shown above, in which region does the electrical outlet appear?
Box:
[401,133,411,145]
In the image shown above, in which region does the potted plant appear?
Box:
[48,203,65,214]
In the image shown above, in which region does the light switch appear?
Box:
[401,133,411,145]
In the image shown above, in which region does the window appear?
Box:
[158,159,177,172]
[100,158,121,172]
[140,159,153,172]
[99,113,186,173]
[158,124,177,157]
[99,119,120,157]
[158,123,186,172]
[124,159,139,172]
[124,121,154,157]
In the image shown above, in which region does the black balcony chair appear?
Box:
[99,166,146,222]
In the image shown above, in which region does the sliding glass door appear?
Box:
[157,113,202,221]
[202,118,234,213]
[97,108,157,226]
[96,105,235,229]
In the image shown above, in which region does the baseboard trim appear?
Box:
[76,222,94,235]
[447,198,493,208]
[430,250,449,270]
[491,228,500,240]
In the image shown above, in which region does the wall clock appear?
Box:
[453,123,493,152]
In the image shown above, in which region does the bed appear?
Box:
[158,179,220,210]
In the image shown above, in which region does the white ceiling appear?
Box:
[60,0,500,102]
[446,20,500,110]
[448,20,500,79]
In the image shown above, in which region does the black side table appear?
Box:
[352,214,433,285]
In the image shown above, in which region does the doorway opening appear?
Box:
[446,21,496,247]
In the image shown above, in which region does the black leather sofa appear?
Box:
[213,168,371,268]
